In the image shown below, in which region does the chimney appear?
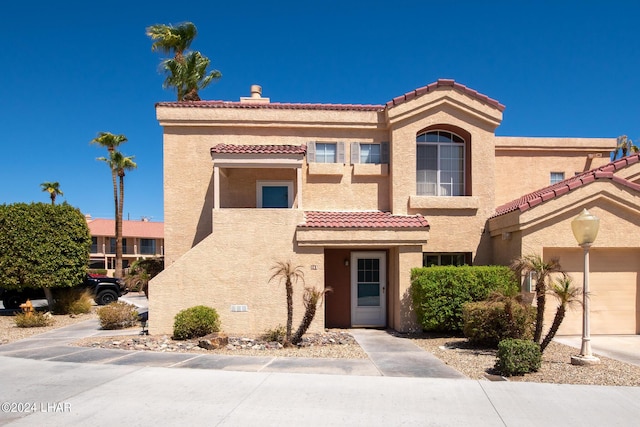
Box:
[240,84,270,104]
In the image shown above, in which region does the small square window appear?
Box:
[316,143,337,163]
[550,172,565,185]
[360,144,381,164]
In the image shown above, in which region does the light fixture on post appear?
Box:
[570,208,600,365]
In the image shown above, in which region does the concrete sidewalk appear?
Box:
[0,320,464,378]
[554,335,640,367]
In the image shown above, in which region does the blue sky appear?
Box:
[3,1,639,221]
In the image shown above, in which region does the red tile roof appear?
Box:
[157,100,384,111]
[211,144,307,155]
[492,154,640,218]
[87,219,164,239]
[300,211,429,228]
[385,79,505,112]
[156,79,504,112]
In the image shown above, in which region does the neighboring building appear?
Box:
[150,80,638,337]
[86,216,164,275]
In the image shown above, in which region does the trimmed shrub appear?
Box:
[97,301,138,330]
[15,312,54,328]
[173,305,220,340]
[52,288,94,315]
[462,299,535,347]
[495,338,542,376]
[410,266,519,333]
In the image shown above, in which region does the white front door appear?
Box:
[351,251,386,327]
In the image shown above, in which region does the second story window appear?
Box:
[550,172,565,185]
[140,239,156,255]
[350,142,389,164]
[109,238,127,254]
[307,141,345,163]
[91,237,98,253]
[416,130,465,196]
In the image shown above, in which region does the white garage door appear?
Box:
[544,248,640,335]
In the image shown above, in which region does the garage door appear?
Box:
[543,248,640,335]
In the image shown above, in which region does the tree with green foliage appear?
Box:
[146,22,197,63]
[147,21,221,101]
[510,254,565,344]
[269,261,305,346]
[539,276,582,352]
[161,51,221,101]
[96,149,136,278]
[613,135,639,160]
[0,203,91,308]
[40,181,63,205]
[291,286,331,345]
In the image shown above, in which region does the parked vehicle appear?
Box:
[0,274,127,309]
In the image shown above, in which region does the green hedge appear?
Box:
[410,266,519,333]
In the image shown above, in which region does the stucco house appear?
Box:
[150,79,638,336]
[86,216,164,275]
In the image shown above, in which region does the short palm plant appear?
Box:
[269,261,305,345]
[539,276,582,352]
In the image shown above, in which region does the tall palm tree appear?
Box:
[91,132,128,275]
[161,51,221,101]
[146,22,197,63]
[269,261,305,345]
[613,135,639,160]
[97,150,136,278]
[40,181,63,205]
[510,254,565,344]
[539,276,582,352]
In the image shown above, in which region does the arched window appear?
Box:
[416,130,465,196]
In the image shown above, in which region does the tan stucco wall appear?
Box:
[149,209,324,335]
[494,137,614,206]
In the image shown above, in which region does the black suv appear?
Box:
[0,274,127,309]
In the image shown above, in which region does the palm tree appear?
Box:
[510,254,565,344]
[90,132,127,277]
[161,51,221,101]
[613,135,639,160]
[146,22,197,63]
[97,150,136,278]
[539,276,582,352]
[269,261,305,345]
[40,181,63,205]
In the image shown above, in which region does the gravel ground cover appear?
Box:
[2,313,640,386]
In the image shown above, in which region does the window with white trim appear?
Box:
[350,142,389,164]
[550,172,565,184]
[416,131,465,196]
[257,181,293,208]
[306,141,345,163]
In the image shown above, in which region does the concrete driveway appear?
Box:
[554,335,640,367]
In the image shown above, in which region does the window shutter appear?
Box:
[350,142,360,164]
[307,141,316,162]
[381,142,389,164]
[337,142,345,164]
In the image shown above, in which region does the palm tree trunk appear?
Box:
[540,306,566,352]
[285,280,293,345]
[534,282,546,343]
[292,302,317,345]
[115,174,124,278]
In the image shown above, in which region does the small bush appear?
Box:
[15,312,54,328]
[97,301,138,330]
[462,299,534,347]
[495,338,541,376]
[173,305,220,340]
[262,325,286,343]
[53,288,94,315]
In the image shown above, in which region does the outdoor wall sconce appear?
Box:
[344,259,349,267]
